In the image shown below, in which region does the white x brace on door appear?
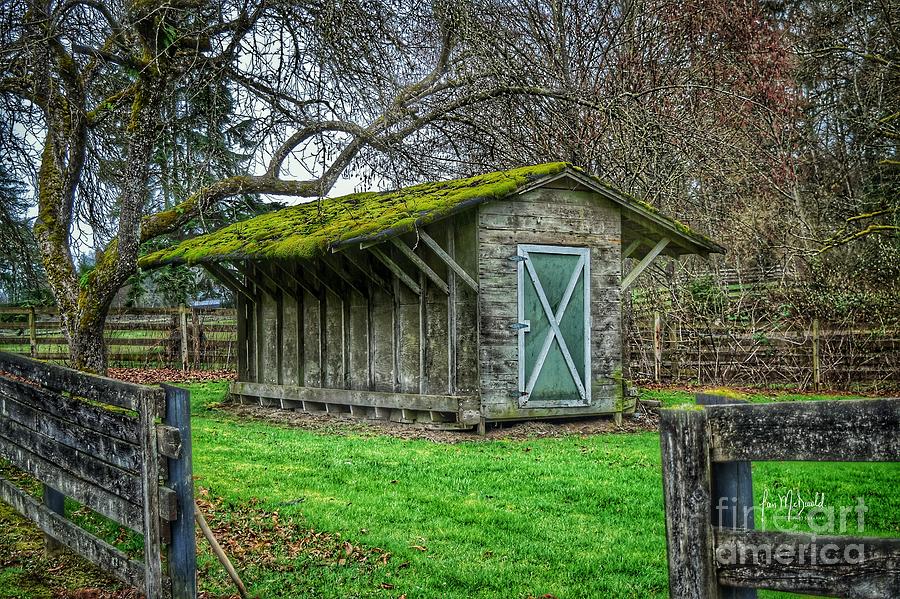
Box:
[517,244,591,407]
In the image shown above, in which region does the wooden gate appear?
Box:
[660,397,900,598]
[0,352,196,598]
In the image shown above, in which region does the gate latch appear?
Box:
[509,320,530,332]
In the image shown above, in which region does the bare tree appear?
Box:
[0,0,578,372]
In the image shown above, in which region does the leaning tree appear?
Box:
[0,0,582,373]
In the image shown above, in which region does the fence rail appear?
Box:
[660,397,900,598]
[0,306,236,370]
[0,352,196,598]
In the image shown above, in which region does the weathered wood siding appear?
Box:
[237,216,480,415]
[477,187,622,420]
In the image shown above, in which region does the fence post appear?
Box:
[42,485,65,556]
[812,318,820,392]
[696,394,756,599]
[191,308,200,369]
[28,307,36,358]
[653,311,662,383]
[138,390,163,598]
[179,306,189,372]
[163,384,197,599]
[660,406,719,598]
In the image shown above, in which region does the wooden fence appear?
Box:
[660,397,900,598]
[629,313,900,390]
[0,306,236,370]
[2,305,897,390]
[0,352,196,598]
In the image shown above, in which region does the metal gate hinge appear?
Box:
[508,255,526,262]
[509,321,530,331]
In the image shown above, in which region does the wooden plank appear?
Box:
[302,289,322,387]
[281,290,301,387]
[0,433,144,531]
[163,385,197,599]
[395,277,420,394]
[0,392,142,472]
[0,375,140,443]
[0,416,142,501]
[0,351,158,411]
[390,237,450,295]
[420,230,479,292]
[138,390,164,598]
[0,476,147,590]
[369,247,421,295]
[370,283,396,393]
[422,233,450,396]
[232,381,466,413]
[348,291,369,391]
[323,289,344,389]
[659,406,719,599]
[715,529,900,597]
[706,399,900,462]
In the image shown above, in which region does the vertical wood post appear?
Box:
[695,394,756,599]
[28,307,37,358]
[163,384,197,599]
[42,484,65,556]
[812,318,820,392]
[660,406,720,599]
[653,311,662,383]
[179,306,189,372]
[138,390,163,598]
[191,308,200,369]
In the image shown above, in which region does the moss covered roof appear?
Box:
[140,162,722,268]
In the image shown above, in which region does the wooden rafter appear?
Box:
[321,255,366,296]
[389,238,449,295]
[341,252,392,294]
[297,259,340,297]
[418,230,478,293]
[621,238,669,291]
[369,247,421,295]
[272,262,317,297]
[622,239,642,259]
[202,262,255,302]
[233,262,283,297]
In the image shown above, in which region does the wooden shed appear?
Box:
[142,163,724,429]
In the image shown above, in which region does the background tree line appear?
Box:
[0,0,897,372]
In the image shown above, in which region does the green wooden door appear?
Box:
[517,244,591,407]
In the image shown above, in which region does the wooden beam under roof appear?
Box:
[202,262,255,302]
[418,230,479,293]
[369,247,421,295]
[389,237,449,295]
[622,237,670,291]
[321,255,366,297]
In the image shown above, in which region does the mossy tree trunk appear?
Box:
[26,0,167,374]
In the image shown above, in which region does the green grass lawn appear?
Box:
[1,383,898,598]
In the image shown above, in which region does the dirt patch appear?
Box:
[221,401,659,443]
